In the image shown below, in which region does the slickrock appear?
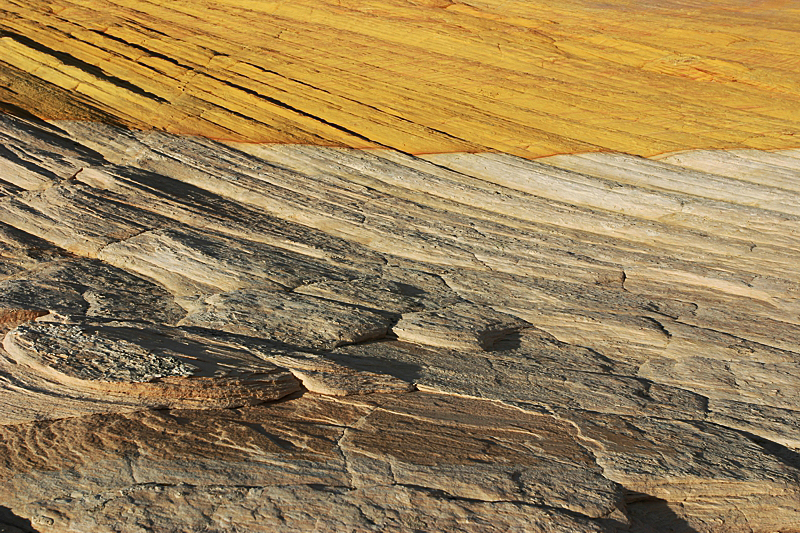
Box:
[558,410,800,533]
[0,258,186,324]
[181,289,392,350]
[0,111,798,531]
[262,353,414,396]
[295,271,463,315]
[1,0,800,527]
[0,221,68,278]
[2,0,800,156]
[333,334,707,421]
[392,303,530,350]
[0,392,624,533]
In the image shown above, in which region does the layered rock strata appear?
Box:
[0,112,799,531]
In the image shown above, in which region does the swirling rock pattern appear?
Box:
[1,0,800,530]
[0,112,797,532]
[1,0,800,156]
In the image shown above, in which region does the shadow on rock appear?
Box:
[625,492,701,533]
[325,346,424,384]
[741,430,800,472]
[489,330,525,351]
[0,506,41,533]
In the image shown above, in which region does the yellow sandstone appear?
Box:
[1,0,800,157]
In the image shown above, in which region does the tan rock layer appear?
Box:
[0,113,798,531]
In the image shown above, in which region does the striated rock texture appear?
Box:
[1,0,800,156]
[2,0,800,530]
[0,111,798,532]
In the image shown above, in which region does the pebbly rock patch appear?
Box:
[3,320,302,409]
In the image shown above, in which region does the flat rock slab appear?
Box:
[558,409,800,532]
[20,484,611,533]
[97,225,368,301]
[0,258,186,325]
[3,321,301,409]
[333,334,707,420]
[638,352,800,411]
[392,303,530,350]
[0,392,622,533]
[181,289,391,350]
[295,269,463,315]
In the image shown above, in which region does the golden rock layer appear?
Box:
[1,0,800,156]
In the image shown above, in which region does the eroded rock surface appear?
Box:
[181,289,391,350]
[3,321,302,409]
[2,0,800,158]
[392,303,529,350]
[0,113,799,532]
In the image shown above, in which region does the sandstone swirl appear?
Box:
[2,0,800,156]
[0,113,798,532]
[1,0,800,531]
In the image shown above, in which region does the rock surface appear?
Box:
[1,1,800,529]
[2,0,800,156]
[0,112,798,532]
[3,320,302,408]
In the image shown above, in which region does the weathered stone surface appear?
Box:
[558,409,800,532]
[0,258,186,325]
[0,221,67,278]
[3,320,302,409]
[181,289,392,350]
[2,0,800,157]
[0,114,106,191]
[392,303,529,350]
[0,111,799,531]
[0,393,622,533]
[295,270,462,315]
[263,354,414,396]
[334,334,707,421]
[3,0,800,527]
[10,484,617,533]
